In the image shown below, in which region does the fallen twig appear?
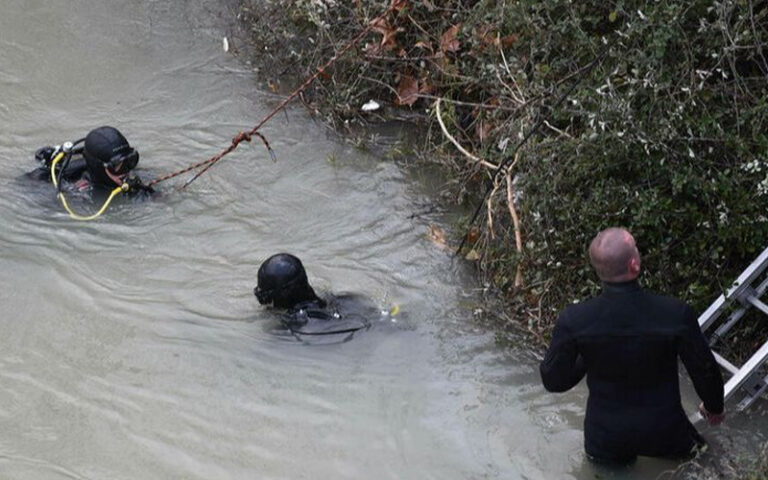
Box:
[506,165,524,289]
[435,97,499,170]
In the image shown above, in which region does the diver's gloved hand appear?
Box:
[34,146,56,166]
[125,175,155,194]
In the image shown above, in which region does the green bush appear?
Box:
[240,0,768,341]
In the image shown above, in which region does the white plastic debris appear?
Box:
[361,100,380,112]
[223,37,229,52]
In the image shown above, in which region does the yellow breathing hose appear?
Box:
[50,151,128,221]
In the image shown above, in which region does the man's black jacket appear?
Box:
[539,280,723,460]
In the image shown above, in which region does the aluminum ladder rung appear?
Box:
[710,278,768,342]
[713,351,739,376]
[693,245,768,416]
[722,339,768,405]
[713,350,768,411]
[747,295,768,316]
[736,372,768,410]
[698,246,768,331]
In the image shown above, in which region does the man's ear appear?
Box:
[628,256,641,276]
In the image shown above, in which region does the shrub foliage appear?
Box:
[240,0,768,339]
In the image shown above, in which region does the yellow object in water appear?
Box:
[50,151,127,221]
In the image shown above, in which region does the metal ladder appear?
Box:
[697,246,768,411]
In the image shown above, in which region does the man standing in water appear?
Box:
[540,227,725,465]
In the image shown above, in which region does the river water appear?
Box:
[0,1,762,479]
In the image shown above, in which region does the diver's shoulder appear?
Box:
[25,167,51,182]
[327,291,372,303]
[325,292,378,311]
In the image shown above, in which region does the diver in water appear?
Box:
[28,126,153,196]
[254,253,393,341]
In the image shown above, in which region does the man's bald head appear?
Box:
[588,228,641,282]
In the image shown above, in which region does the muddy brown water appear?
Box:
[0,1,762,479]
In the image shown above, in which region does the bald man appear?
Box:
[539,228,724,465]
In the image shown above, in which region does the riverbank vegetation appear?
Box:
[239,0,767,347]
[235,0,767,475]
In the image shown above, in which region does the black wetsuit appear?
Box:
[27,154,153,196]
[539,280,724,463]
[27,156,89,186]
[282,294,378,335]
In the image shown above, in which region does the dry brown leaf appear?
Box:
[370,18,401,51]
[476,27,518,51]
[440,24,461,53]
[363,42,382,57]
[413,40,434,53]
[500,33,519,48]
[427,224,450,251]
[466,227,480,245]
[370,17,388,34]
[391,0,407,11]
[395,75,419,106]
[465,249,480,261]
[475,119,491,143]
[418,79,434,95]
[476,24,496,48]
